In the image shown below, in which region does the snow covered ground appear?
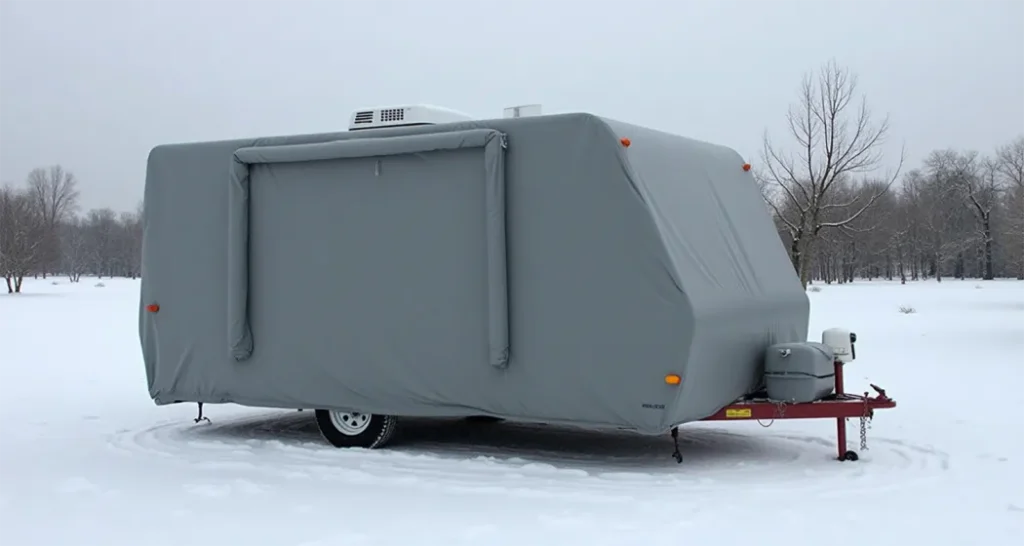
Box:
[1,277,1022,546]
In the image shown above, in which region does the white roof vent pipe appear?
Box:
[503,104,543,118]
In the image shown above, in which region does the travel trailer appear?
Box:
[139,104,810,450]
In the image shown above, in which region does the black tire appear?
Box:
[463,415,504,424]
[314,409,398,449]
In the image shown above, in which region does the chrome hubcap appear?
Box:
[328,411,371,435]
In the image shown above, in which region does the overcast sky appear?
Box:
[1,0,1022,213]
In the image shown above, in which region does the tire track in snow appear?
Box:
[757,432,952,497]
[105,411,949,503]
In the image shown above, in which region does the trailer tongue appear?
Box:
[675,327,898,463]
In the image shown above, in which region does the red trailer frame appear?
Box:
[670,360,897,463]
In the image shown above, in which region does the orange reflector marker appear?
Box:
[146,304,160,313]
[664,374,681,385]
[742,163,752,172]
[620,137,631,148]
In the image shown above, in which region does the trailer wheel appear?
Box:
[314,409,398,449]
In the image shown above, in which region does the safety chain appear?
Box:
[859,402,873,451]
[756,401,788,428]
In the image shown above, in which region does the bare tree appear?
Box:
[124,201,144,278]
[908,167,975,280]
[843,179,900,281]
[759,132,1024,283]
[26,165,79,278]
[924,150,1001,280]
[84,208,119,277]
[115,209,143,278]
[758,59,905,287]
[0,185,45,293]
[997,136,1024,189]
[59,217,89,282]
[996,136,1024,279]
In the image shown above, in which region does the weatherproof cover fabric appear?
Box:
[139,113,809,435]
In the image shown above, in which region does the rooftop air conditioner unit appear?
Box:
[347,105,474,131]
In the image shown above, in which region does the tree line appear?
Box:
[1,60,1021,294]
[757,60,1023,287]
[0,165,141,293]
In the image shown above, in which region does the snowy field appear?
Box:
[1,277,1022,546]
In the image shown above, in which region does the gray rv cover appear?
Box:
[139,113,808,435]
